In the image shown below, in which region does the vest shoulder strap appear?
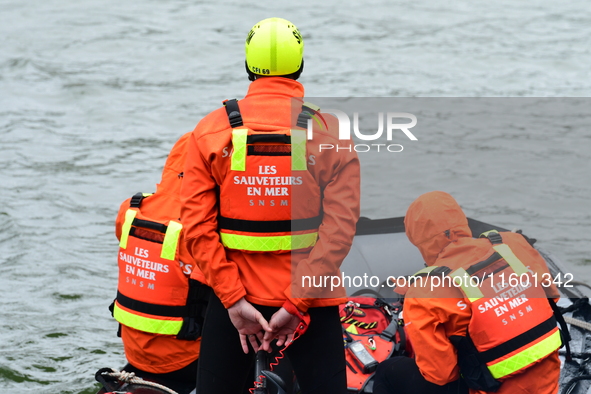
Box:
[478,230,529,275]
[296,101,321,128]
[480,229,503,245]
[129,192,153,208]
[223,98,321,130]
[223,98,243,128]
[411,265,452,278]
[547,297,571,360]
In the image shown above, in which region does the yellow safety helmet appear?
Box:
[245,17,304,80]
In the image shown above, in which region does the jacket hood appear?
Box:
[404,191,472,266]
[156,132,191,196]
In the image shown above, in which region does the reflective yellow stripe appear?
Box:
[231,129,306,171]
[480,229,498,238]
[488,330,561,379]
[493,244,529,275]
[480,229,529,275]
[220,232,318,252]
[303,102,320,112]
[113,304,182,335]
[160,220,182,260]
[291,129,307,171]
[409,266,440,286]
[231,129,248,171]
[119,209,137,249]
[450,268,484,302]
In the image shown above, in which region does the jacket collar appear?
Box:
[245,77,305,98]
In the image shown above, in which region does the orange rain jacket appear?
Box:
[402,191,560,394]
[180,77,360,312]
[115,132,205,374]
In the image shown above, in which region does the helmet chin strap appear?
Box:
[245,60,304,82]
[292,59,304,80]
[245,61,256,81]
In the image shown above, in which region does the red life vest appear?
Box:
[217,99,322,253]
[113,193,204,339]
[414,230,562,389]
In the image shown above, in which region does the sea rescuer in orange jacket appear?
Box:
[373,191,563,394]
[180,17,360,394]
[112,133,210,393]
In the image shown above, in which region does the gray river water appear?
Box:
[1,0,590,393]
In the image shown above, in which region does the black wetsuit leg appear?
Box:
[372,357,469,394]
[196,293,347,394]
[196,292,257,394]
[285,306,347,394]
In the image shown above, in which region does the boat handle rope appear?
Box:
[564,316,591,333]
[100,368,179,394]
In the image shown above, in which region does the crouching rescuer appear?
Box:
[180,17,360,394]
[373,191,566,394]
[111,133,210,393]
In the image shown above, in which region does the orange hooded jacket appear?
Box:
[402,191,560,394]
[114,132,205,374]
[180,77,360,312]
